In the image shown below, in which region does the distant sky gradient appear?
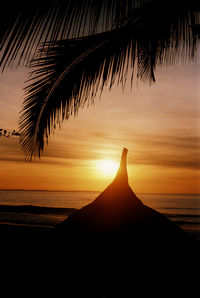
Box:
[0,49,199,193]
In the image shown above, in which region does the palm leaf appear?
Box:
[19,1,200,159]
[2,0,199,70]
[0,0,149,70]
[19,29,132,159]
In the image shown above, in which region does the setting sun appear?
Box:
[97,159,119,177]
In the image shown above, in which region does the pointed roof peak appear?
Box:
[114,147,128,183]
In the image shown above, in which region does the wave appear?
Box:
[161,207,199,210]
[164,213,200,219]
[0,204,199,240]
[0,204,77,215]
[0,204,75,228]
[174,221,200,226]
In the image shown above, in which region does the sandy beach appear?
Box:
[0,195,199,239]
[0,222,53,232]
[0,204,75,232]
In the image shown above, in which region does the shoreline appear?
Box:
[0,204,75,232]
[0,201,199,239]
[0,222,54,232]
[1,220,196,240]
[0,204,77,215]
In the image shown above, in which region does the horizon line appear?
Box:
[0,189,199,195]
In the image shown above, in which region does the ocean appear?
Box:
[0,190,199,239]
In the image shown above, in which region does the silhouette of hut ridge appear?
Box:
[56,148,191,242]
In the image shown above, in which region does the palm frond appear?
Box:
[19,29,132,159]
[0,0,149,70]
[19,1,200,159]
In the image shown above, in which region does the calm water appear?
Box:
[0,190,199,239]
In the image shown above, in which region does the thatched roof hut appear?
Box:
[55,148,191,244]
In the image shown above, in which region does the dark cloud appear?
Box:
[0,156,23,163]
[133,135,199,151]
[44,129,200,170]
[128,133,200,170]
[91,130,200,170]
[129,152,199,170]
[0,127,199,171]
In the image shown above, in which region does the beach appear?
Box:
[0,204,73,232]
[0,190,199,239]
[0,190,199,298]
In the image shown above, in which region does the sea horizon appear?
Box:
[0,189,199,195]
[0,190,199,239]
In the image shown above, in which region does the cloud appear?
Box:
[128,132,200,170]
[90,129,200,170]
[129,152,199,170]
[91,132,110,139]
[0,123,199,171]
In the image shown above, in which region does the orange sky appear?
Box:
[0,52,199,193]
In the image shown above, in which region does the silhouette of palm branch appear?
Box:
[0,0,147,70]
[0,1,199,159]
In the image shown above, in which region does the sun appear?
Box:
[97,159,119,177]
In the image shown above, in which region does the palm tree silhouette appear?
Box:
[0,0,199,159]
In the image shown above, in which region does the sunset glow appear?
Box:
[97,159,119,178]
[0,53,199,193]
